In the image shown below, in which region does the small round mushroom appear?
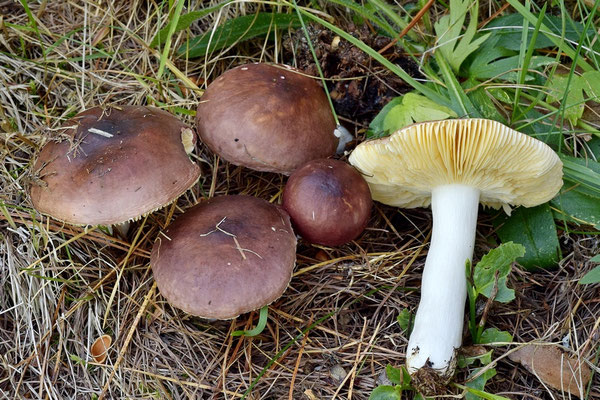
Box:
[196,63,338,174]
[283,159,372,246]
[29,106,200,226]
[349,119,563,381]
[150,195,297,319]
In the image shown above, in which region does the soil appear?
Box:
[283,23,422,127]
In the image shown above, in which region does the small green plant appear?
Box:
[231,306,269,337]
[466,242,524,344]
[579,254,600,284]
[369,365,425,400]
[395,308,413,333]
[434,0,490,74]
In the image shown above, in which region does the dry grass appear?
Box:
[0,1,599,399]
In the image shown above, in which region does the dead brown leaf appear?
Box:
[508,344,592,397]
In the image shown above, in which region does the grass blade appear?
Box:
[436,54,479,117]
[178,12,301,58]
[157,0,186,78]
[506,0,594,72]
[150,0,234,47]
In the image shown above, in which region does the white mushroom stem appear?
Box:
[406,184,480,377]
[334,125,353,154]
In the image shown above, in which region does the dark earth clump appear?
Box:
[283,23,422,126]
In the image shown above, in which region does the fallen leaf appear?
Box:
[90,334,112,364]
[508,344,591,397]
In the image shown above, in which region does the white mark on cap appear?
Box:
[271,227,276,231]
[88,128,113,138]
[280,76,285,79]
[241,67,248,70]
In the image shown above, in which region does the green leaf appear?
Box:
[368,93,457,138]
[150,0,234,47]
[582,70,600,99]
[552,156,600,229]
[579,266,600,284]
[560,155,600,198]
[483,13,591,52]
[479,328,513,344]
[546,74,586,126]
[465,368,497,400]
[469,54,554,81]
[369,385,402,400]
[505,0,594,73]
[516,109,563,148]
[463,79,506,122]
[544,64,600,128]
[463,383,511,400]
[383,93,456,133]
[396,309,413,332]
[457,349,493,368]
[591,254,600,262]
[551,188,600,229]
[434,0,490,72]
[473,242,525,302]
[178,13,301,58]
[368,97,404,138]
[385,364,403,385]
[494,204,560,270]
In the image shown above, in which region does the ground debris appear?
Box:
[508,343,592,397]
[283,23,420,125]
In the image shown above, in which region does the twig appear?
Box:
[378,0,435,54]
[478,2,511,29]
[288,315,313,400]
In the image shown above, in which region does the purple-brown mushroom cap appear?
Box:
[29,105,200,226]
[283,159,372,246]
[196,63,338,174]
[150,195,297,319]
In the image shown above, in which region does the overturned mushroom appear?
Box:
[29,105,200,226]
[150,195,297,319]
[349,119,563,382]
[196,63,338,174]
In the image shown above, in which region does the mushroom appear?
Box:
[282,159,372,246]
[90,334,112,364]
[150,195,297,319]
[348,119,563,380]
[196,63,338,174]
[29,105,200,226]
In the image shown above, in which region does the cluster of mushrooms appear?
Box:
[28,62,564,384]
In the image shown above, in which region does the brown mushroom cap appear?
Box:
[150,195,297,319]
[196,63,338,174]
[283,159,372,246]
[29,106,200,226]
